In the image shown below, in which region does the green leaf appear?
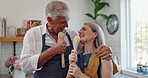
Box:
[95,0,100,4]
[9,62,14,66]
[85,13,95,20]
[102,2,110,7]
[95,2,110,14]
[94,0,100,7]
[96,14,109,20]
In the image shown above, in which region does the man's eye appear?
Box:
[60,21,67,24]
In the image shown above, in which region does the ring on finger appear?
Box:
[109,53,113,57]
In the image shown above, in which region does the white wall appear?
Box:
[97,0,121,65]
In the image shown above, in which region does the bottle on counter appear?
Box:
[142,63,148,75]
[137,61,143,73]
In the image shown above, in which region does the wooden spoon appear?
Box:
[73,35,80,51]
[72,35,80,64]
[58,32,65,68]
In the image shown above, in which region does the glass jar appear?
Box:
[7,26,16,37]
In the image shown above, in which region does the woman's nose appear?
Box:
[78,31,83,35]
[78,31,81,34]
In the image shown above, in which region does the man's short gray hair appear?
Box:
[45,0,69,20]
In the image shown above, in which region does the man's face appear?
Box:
[48,16,69,34]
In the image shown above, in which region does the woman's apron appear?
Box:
[34,32,73,78]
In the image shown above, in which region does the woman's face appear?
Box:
[79,24,97,44]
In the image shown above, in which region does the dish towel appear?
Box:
[84,51,118,78]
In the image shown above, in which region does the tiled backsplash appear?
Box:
[0,42,23,74]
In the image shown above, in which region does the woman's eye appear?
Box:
[80,27,87,31]
[83,28,86,30]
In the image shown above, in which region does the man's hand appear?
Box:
[96,45,113,61]
[51,41,67,55]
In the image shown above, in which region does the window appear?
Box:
[127,0,148,69]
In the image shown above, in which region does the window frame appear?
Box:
[121,0,148,77]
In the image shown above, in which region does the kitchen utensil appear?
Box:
[73,35,80,51]
[58,32,65,68]
[72,35,80,64]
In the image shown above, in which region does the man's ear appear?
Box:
[47,17,54,23]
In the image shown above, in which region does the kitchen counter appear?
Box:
[113,74,135,78]
[0,73,33,78]
[1,74,134,78]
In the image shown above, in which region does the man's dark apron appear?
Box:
[34,32,73,78]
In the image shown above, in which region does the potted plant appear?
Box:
[5,56,25,78]
[85,0,110,24]
[5,56,18,77]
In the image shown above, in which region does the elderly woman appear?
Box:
[66,22,117,78]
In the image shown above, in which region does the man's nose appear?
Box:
[62,23,68,27]
[64,23,68,27]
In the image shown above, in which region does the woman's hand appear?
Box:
[68,64,89,78]
[69,50,78,64]
[96,45,113,61]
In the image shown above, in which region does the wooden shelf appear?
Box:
[0,37,24,42]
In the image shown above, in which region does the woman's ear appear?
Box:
[93,32,98,38]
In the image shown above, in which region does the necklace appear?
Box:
[83,54,91,66]
[83,49,97,66]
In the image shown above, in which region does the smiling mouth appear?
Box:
[79,35,84,38]
[59,28,64,31]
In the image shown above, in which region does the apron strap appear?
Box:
[42,34,46,45]
[41,34,46,51]
[41,32,73,52]
[66,32,73,49]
